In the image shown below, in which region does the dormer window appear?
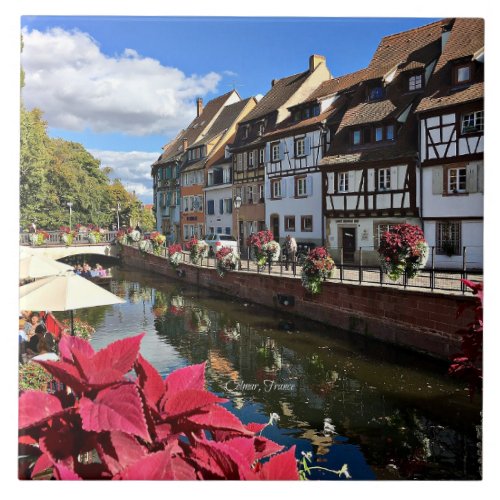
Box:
[368,85,384,101]
[352,130,362,145]
[408,74,423,91]
[258,122,265,136]
[454,63,473,85]
[351,124,395,146]
[243,126,249,139]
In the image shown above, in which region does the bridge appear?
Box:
[20,231,120,260]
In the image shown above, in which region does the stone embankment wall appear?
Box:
[121,246,476,360]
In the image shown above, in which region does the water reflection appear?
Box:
[78,268,481,480]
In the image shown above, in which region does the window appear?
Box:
[224,199,232,214]
[243,126,249,139]
[285,216,296,231]
[248,151,254,168]
[368,86,384,101]
[216,227,223,234]
[448,167,467,193]
[409,74,423,91]
[183,196,189,212]
[247,186,254,204]
[271,179,282,199]
[271,142,280,162]
[223,168,231,183]
[295,137,306,157]
[386,125,394,141]
[378,168,391,190]
[375,127,383,142]
[258,123,265,136]
[436,222,462,255]
[207,171,214,186]
[455,64,472,84]
[237,154,243,171]
[352,130,361,145]
[338,172,349,193]
[219,199,224,215]
[183,224,190,240]
[225,227,231,235]
[259,149,265,165]
[461,111,483,134]
[258,184,264,202]
[208,227,215,235]
[301,216,313,232]
[295,176,307,197]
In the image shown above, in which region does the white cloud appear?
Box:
[21,28,222,136]
[90,149,159,201]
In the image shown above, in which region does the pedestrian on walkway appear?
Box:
[284,234,297,271]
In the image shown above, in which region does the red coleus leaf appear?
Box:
[189,438,254,480]
[245,422,267,434]
[162,389,227,419]
[115,447,196,480]
[184,404,252,436]
[91,333,145,377]
[96,431,148,476]
[31,453,54,479]
[134,353,165,409]
[79,384,150,442]
[257,446,299,480]
[253,436,284,461]
[53,462,82,480]
[58,334,95,363]
[34,360,87,394]
[39,422,78,462]
[19,391,64,429]
[164,362,206,395]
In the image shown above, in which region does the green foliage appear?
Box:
[19,105,143,230]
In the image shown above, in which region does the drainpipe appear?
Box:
[417,119,424,236]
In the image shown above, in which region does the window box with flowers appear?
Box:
[300,247,335,294]
[377,223,429,281]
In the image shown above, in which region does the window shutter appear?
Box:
[279,141,285,160]
[219,199,224,214]
[477,163,484,193]
[285,176,293,198]
[265,180,271,199]
[304,136,311,157]
[390,167,399,189]
[432,167,443,195]
[176,189,181,205]
[467,164,478,193]
[348,171,355,192]
[306,175,313,196]
[264,143,270,163]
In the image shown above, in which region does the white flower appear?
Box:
[338,464,351,479]
[268,413,280,426]
[323,418,336,436]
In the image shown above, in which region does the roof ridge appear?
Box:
[378,18,450,42]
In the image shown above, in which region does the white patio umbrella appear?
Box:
[19,273,125,335]
[20,253,74,280]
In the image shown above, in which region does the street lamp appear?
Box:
[67,202,73,231]
[233,195,242,255]
[116,202,121,230]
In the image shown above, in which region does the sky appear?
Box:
[20,16,442,204]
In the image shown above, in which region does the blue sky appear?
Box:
[21,16,439,202]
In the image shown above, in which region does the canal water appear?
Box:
[69,267,481,480]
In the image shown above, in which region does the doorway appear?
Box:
[270,214,280,242]
[341,227,356,263]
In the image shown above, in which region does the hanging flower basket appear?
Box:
[247,230,280,268]
[149,231,166,255]
[378,223,429,281]
[216,247,240,277]
[139,239,153,254]
[29,231,49,246]
[186,238,209,265]
[300,247,335,294]
[167,244,183,268]
[128,229,142,243]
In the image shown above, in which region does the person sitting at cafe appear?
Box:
[25,313,42,339]
[81,263,92,278]
[26,323,55,357]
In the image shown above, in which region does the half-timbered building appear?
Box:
[320,20,446,265]
[229,55,331,250]
[415,18,484,269]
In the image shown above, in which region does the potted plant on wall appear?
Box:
[215,247,240,277]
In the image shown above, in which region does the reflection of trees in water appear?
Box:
[116,277,480,480]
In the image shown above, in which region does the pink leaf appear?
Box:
[134,353,165,409]
[164,362,206,394]
[53,462,82,480]
[162,389,227,418]
[19,391,64,429]
[185,405,251,435]
[253,436,284,461]
[96,431,147,476]
[31,453,54,479]
[245,422,267,434]
[257,446,299,480]
[91,333,145,377]
[34,360,87,394]
[116,448,196,480]
[58,334,94,363]
[79,384,150,442]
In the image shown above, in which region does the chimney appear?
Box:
[271,79,277,87]
[182,138,188,152]
[309,54,326,72]
[196,97,203,117]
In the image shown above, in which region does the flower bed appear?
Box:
[186,238,209,265]
[61,319,95,340]
[167,243,183,268]
[378,223,428,281]
[300,247,335,294]
[247,230,280,268]
[19,361,54,392]
[216,247,240,277]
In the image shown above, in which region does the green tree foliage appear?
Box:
[20,106,147,231]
